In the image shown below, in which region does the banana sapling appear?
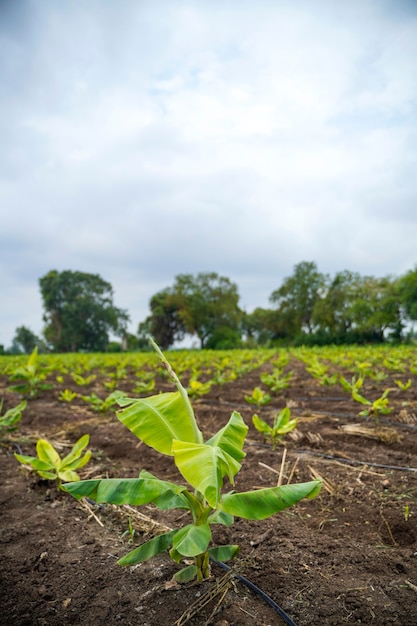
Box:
[352,388,393,420]
[252,407,298,449]
[245,386,271,406]
[260,370,293,393]
[81,390,124,413]
[63,338,321,583]
[15,434,91,490]
[395,379,412,391]
[59,389,78,403]
[9,347,53,398]
[0,399,27,435]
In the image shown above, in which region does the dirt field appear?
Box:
[1,351,417,625]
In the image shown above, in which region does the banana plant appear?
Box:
[271,352,290,369]
[252,407,298,449]
[305,360,328,379]
[15,435,91,490]
[244,386,271,406]
[319,373,339,386]
[260,370,293,393]
[368,369,388,382]
[71,372,97,386]
[0,399,27,435]
[8,347,53,398]
[187,378,212,398]
[339,375,365,398]
[59,389,78,403]
[353,389,393,420]
[63,338,321,583]
[212,369,237,386]
[395,379,412,391]
[132,378,156,394]
[81,390,124,413]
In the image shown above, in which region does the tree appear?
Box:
[312,272,402,343]
[241,308,280,345]
[312,270,361,340]
[138,289,185,351]
[398,267,417,322]
[10,326,40,354]
[39,270,129,352]
[139,273,242,349]
[348,275,403,342]
[174,273,242,348]
[270,262,327,337]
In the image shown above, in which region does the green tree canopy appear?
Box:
[138,288,186,351]
[241,307,281,346]
[266,265,404,345]
[348,275,403,342]
[398,267,417,321]
[270,261,327,336]
[139,272,242,349]
[39,270,129,352]
[312,270,362,339]
[10,326,40,354]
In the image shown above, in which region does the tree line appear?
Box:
[3,263,417,354]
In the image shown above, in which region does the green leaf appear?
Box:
[206,411,248,463]
[58,469,80,483]
[61,479,101,500]
[168,547,183,564]
[9,384,31,394]
[64,450,92,471]
[1,400,27,425]
[352,391,371,405]
[14,453,53,471]
[152,489,190,511]
[252,414,270,434]
[172,440,241,507]
[27,346,39,370]
[276,421,298,435]
[221,480,322,520]
[173,523,211,557]
[36,440,60,466]
[274,407,291,428]
[208,545,240,562]
[117,392,203,455]
[207,510,234,527]
[38,470,57,480]
[173,565,198,583]
[62,473,186,506]
[117,530,177,566]
[60,435,90,467]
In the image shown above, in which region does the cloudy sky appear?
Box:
[1,0,416,348]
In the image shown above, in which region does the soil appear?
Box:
[1,353,417,625]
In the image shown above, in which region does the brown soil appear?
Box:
[1,355,417,625]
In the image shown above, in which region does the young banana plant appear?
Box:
[244,386,271,406]
[15,435,91,490]
[0,400,27,435]
[63,338,321,583]
[252,407,298,449]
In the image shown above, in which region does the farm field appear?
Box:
[1,345,417,625]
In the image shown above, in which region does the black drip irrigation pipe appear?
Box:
[211,559,298,626]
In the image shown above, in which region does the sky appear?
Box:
[1,0,417,348]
